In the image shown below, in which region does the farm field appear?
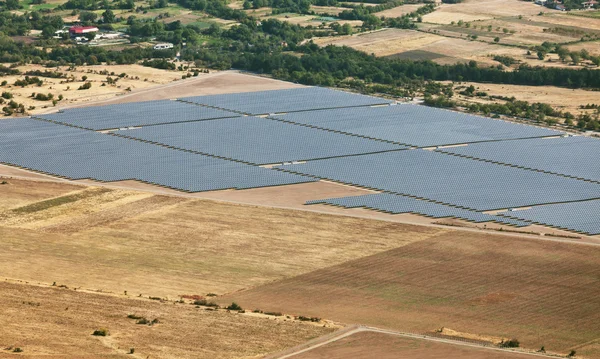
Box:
[293,331,546,359]
[0,281,333,359]
[422,0,554,24]
[0,178,444,298]
[222,231,600,356]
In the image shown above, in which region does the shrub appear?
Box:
[136,318,150,325]
[78,82,92,90]
[129,348,135,354]
[92,328,108,336]
[568,350,576,357]
[226,302,242,311]
[13,347,23,352]
[264,311,283,317]
[127,314,143,320]
[1,181,8,185]
[499,338,519,348]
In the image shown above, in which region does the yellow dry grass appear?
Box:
[0,281,333,359]
[423,0,554,24]
[0,179,444,298]
[374,4,423,18]
[0,64,183,116]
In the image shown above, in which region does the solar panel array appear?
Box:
[271,105,563,147]
[497,200,600,235]
[0,118,316,191]
[118,116,406,164]
[179,87,392,115]
[276,149,600,211]
[37,100,240,130]
[308,193,530,227]
[436,136,600,182]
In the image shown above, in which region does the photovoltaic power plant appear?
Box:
[37,100,240,130]
[276,150,600,211]
[118,116,407,164]
[179,87,393,115]
[3,86,600,235]
[0,118,316,191]
[435,136,600,182]
[271,104,563,147]
[307,193,530,227]
[497,200,600,235]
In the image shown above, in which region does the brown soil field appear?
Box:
[422,0,555,24]
[222,231,600,356]
[293,331,545,359]
[450,82,600,114]
[0,179,444,298]
[0,281,333,359]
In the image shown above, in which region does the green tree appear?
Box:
[570,52,581,65]
[102,9,115,24]
[537,51,546,60]
[79,11,98,24]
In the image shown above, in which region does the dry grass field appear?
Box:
[374,4,424,18]
[450,82,600,114]
[293,331,545,359]
[0,281,333,359]
[223,231,600,356]
[422,0,553,24]
[0,178,444,298]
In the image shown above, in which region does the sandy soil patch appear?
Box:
[293,331,544,359]
[0,180,444,298]
[42,70,303,110]
[224,230,600,355]
[0,281,332,359]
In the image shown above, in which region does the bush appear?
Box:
[226,302,242,311]
[129,348,135,354]
[264,311,283,317]
[127,314,143,320]
[568,350,576,358]
[78,82,92,90]
[136,318,150,325]
[499,338,519,348]
[1,91,12,99]
[13,347,23,352]
[92,328,109,336]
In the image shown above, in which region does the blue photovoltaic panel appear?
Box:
[436,136,600,182]
[497,200,600,235]
[119,116,406,164]
[276,150,600,211]
[271,104,563,146]
[37,100,240,130]
[179,87,392,115]
[307,193,530,227]
[0,118,316,191]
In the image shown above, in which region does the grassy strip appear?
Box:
[9,188,111,215]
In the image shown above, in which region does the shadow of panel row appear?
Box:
[178,87,392,115]
[497,200,600,235]
[306,193,530,227]
[435,136,600,183]
[36,100,241,130]
[116,116,407,165]
[276,150,600,211]
[0,118,316,192]
[270,104,563,147]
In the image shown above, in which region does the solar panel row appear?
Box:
[179,87,393,115]
[117,116,407,165]
[497,200,600,235]
[270,104,563,147]
[0,118,316,192]
[276,150,600,211]
[307,193,530,227]
[37,100,241,130]
[435,136,600,183]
